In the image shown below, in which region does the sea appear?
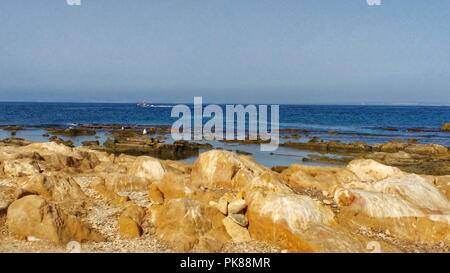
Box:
[1,102,449,167]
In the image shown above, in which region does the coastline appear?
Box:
[1,123,449,175]
[1,140,450,253]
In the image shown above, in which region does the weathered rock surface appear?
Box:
[222,216,251,242]
[118,204,146,239]
[128,156,165,181]
[1,142,449,253]
[151,198,230,252]
[6,195,103,243]
[17,173,86,202]
[335,159,450,244]
[3,159,41,177]
[0,186,22,212]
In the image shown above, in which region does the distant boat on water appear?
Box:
[137,100,153,108]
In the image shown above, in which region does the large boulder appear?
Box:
[151,198,230,252]
[347,159,404,182]
[17,173,86,202]
[6,195,103,243]
[118,203,146,239]
[127,156,166,181]
[281,164,359,194]
[335,160,450,244]
[191,150,266,190]
[247,191,368,252]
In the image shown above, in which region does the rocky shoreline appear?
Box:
[0,138,450,253]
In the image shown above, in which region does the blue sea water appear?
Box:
[0,102,449,142]
[0,102,449,166]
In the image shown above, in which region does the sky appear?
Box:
[0,0,449,104]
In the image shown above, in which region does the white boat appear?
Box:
[137,100,152,108]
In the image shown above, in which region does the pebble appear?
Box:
[229,213,249,227]
[228,199,247,214]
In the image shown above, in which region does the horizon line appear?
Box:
[0,100,449,107]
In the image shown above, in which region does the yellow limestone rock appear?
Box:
[118,204,146,239]
[222,216,251,243]
[128,156,165,181]
[6,195,103,243]
[17,173,86,202]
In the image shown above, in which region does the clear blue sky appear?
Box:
[0,0,449,104]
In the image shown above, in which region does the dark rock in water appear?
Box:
[220,138,270,145]
[283,140,371,154]
[48,136,74,147]
[381,127,399,131]
[1,126,24,132]
[442,123,450,132]
[372,141,448,155]
[42,133,50,137]
[235,150,252,155]
[302,154,352,165]
[0,137,30,146]
[81,140,100,147]
[271,166,288,173]
[173,140,213,149]
[406,127,439,133]
[47,127,96,137]
[100,136,202,160]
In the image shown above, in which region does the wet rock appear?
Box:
[372,142,449,155]
[1,125,24,132]
[46,127,96,137]
[102,136,200,160]
[81,140,100,147]
[407,128,439,133]
[271,166,288,173]
[0,137,31,146]
[6,195,103,243]
[283,140,371,154]
[302,154,352,165]
[48,136,74,147]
